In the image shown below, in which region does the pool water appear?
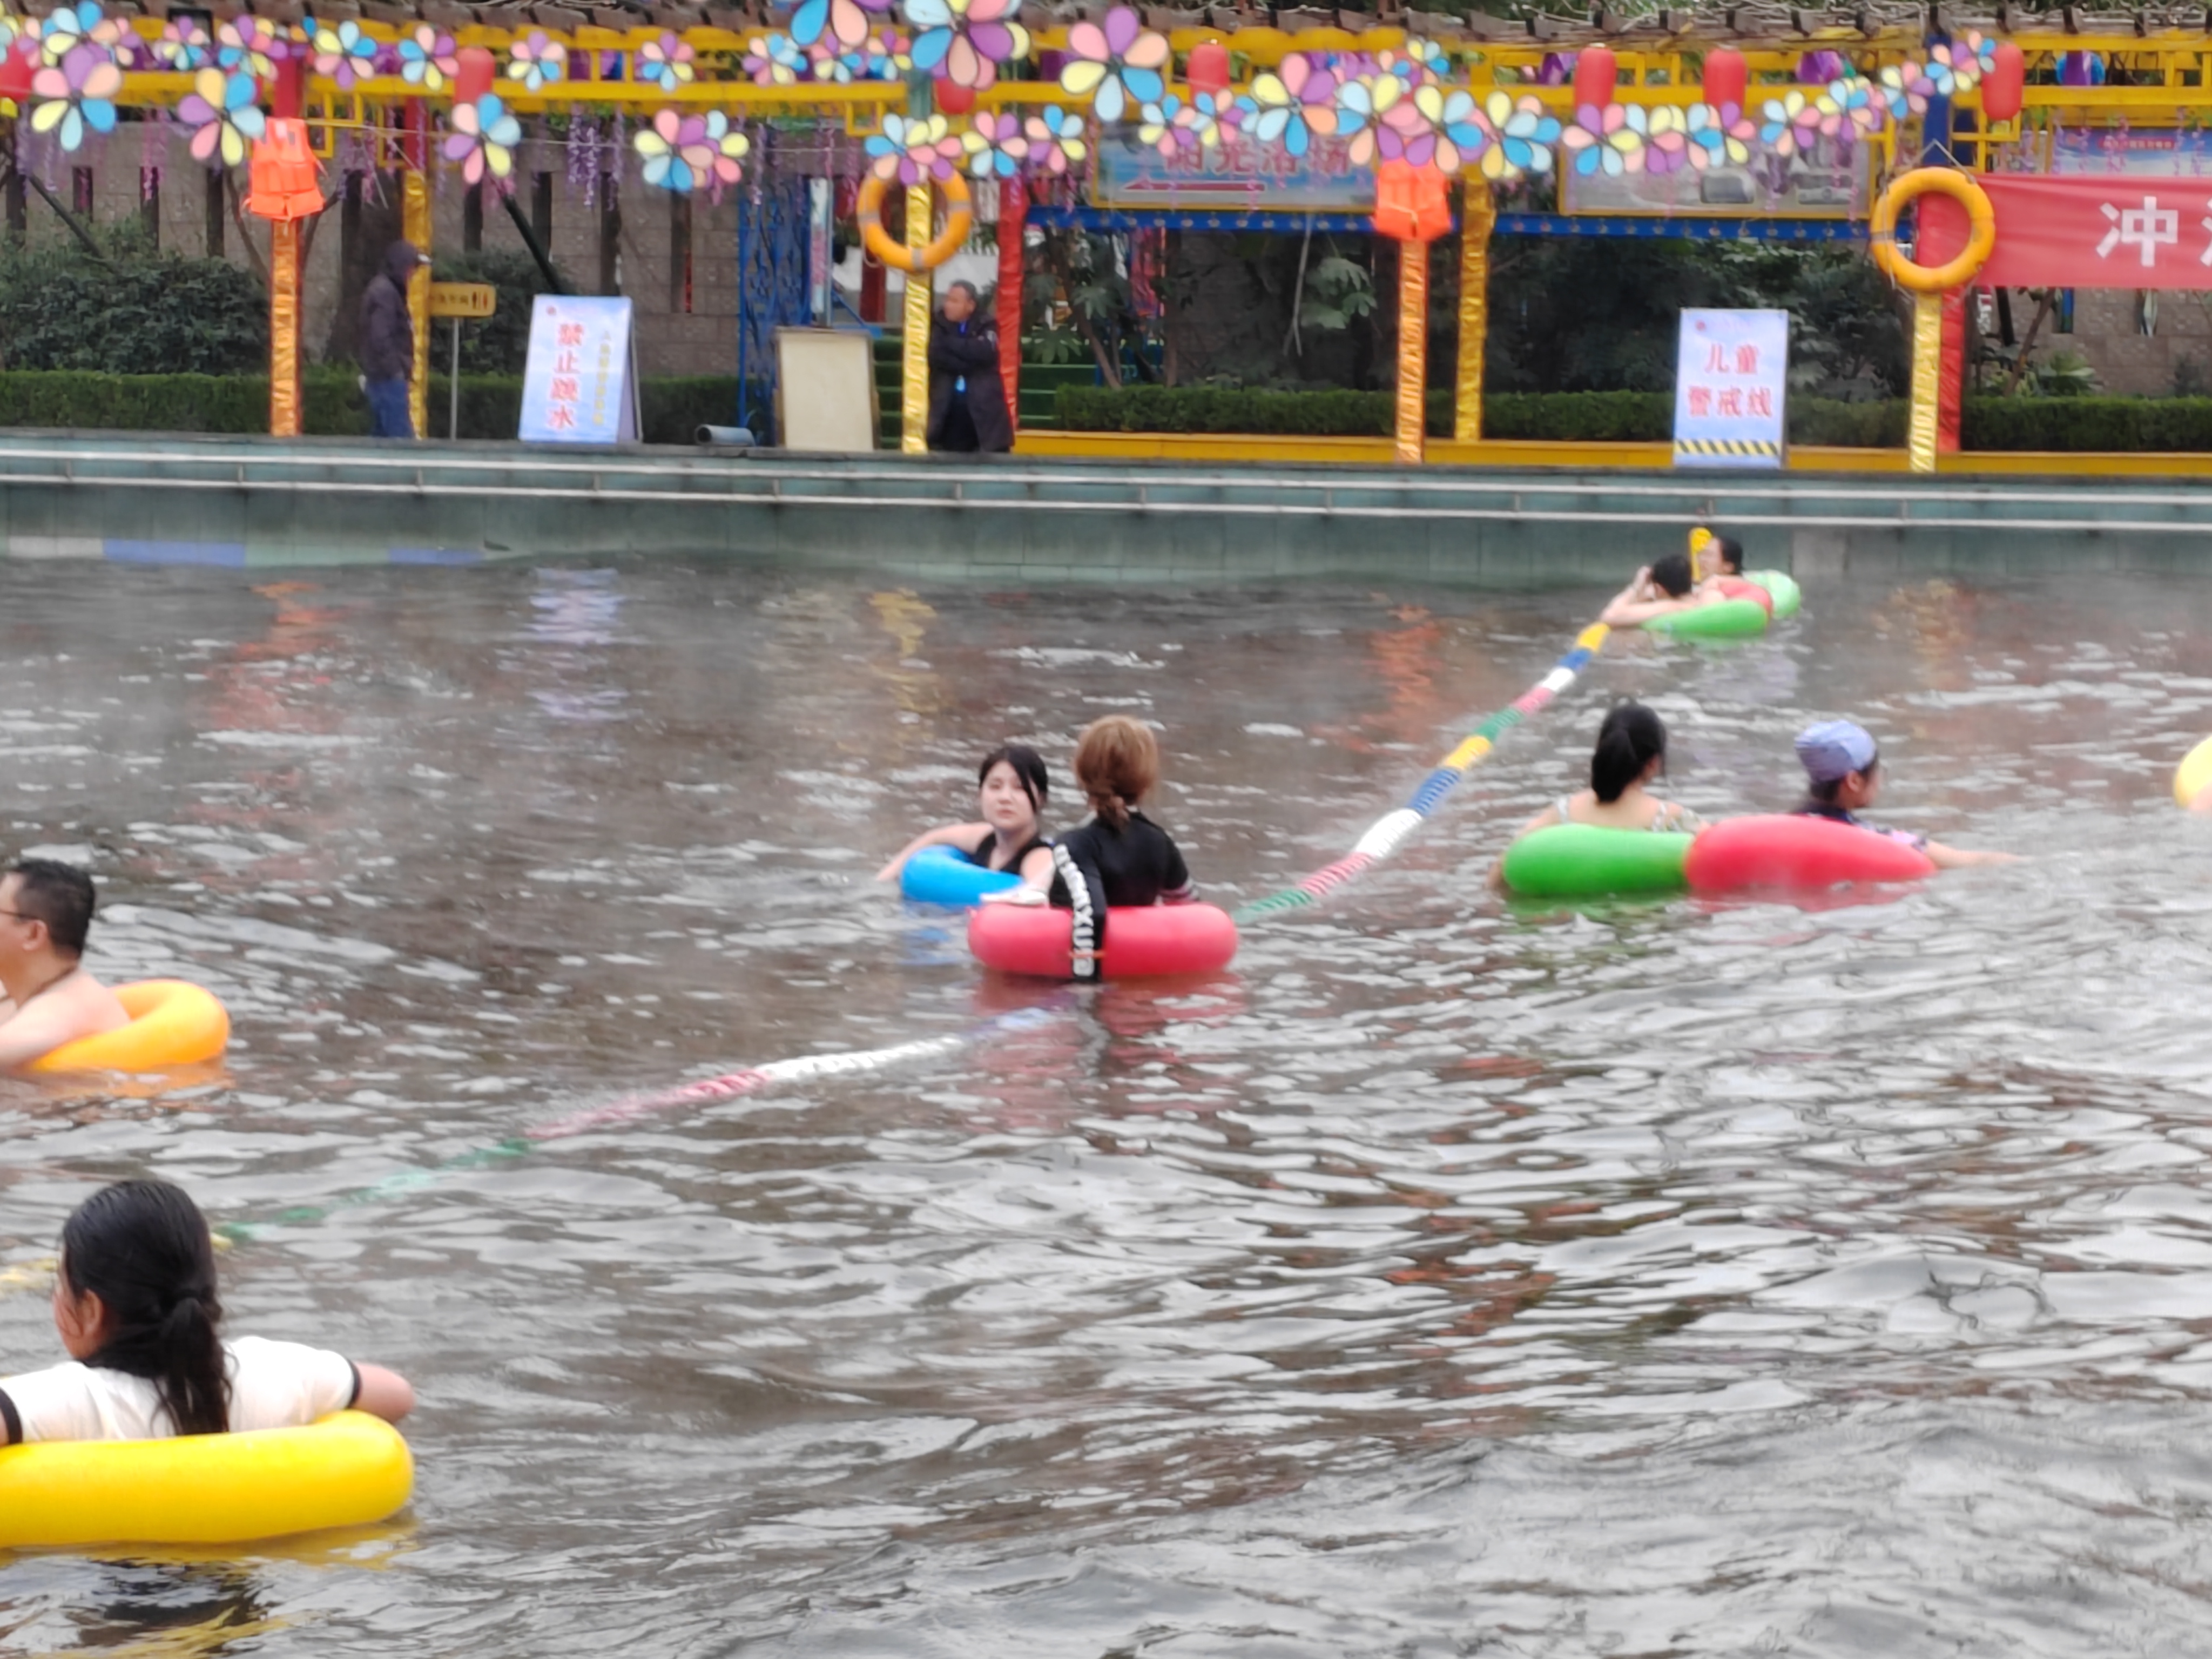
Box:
[4,563,2212,1655]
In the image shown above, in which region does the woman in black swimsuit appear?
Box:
[876,744,1056,887]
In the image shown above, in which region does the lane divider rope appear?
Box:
[1233,621,1611,922]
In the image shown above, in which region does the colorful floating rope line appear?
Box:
[1233,621,1612,922]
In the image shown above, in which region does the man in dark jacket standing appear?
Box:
[360,240,429,439]
[926,280,1012,454]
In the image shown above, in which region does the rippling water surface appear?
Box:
[5,562,2212,1656]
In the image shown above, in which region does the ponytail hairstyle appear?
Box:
[977,743,1049,812]
[1590,702,1668,804]
[1073,714,1159,831]
[1649,552,1695,598]
[59,1179,229,1436]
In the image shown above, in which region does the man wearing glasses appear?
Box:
[0,860,129,1071]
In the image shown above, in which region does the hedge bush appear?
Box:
[0,369,757,446]
[1960,397,2212,453]
[1055,385,1908,447]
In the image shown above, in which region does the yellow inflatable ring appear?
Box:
[2176,734,2212,808]
[0,1410,412,1548]
[27,980,231,1075]
[855,171,973,274]
[1870,167,1995,295]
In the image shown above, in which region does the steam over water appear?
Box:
[4,562,2212,1655]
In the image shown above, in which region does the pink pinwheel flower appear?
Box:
[903,0,1028,91]
[1058,5,1168,125]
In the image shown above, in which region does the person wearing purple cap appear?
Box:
[1791,720,2016,869]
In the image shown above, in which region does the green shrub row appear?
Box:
[1959,397,2212,452]
[1055,385,1911,446]
[0,369,757,447]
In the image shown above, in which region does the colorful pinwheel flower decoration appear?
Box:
[311,19,377,86]
[1175,89,1231,150]
[1758,88,1820,156]
[903,0,1028,91]
[1825,73,1880,134]
[445,92,521,188]
[1683,101,1752,169]
[400,25,458,92]
[1641,104,1689,175]
[961,109,1027,178]
[635,107,750,195]
[1877,61,1933,120]
[38,2,118,66]
[846,30,911,79]
[1058,5,1167,125]
[29,39,118,153]
[865,111,961,182]
[1479,91,1560,181]
[215,15,283,78]
[1923,37,1981,97]
[176,65,264,167]
[788,0,894,51]
[745,32,807,84]
[1563,99,1649,174]
[507,29,565,92]
[1236,53,1339,158]
[157,17,212,72]
[1136,93,1192,157]
[1023,104,1086,174]
[638,32,694,92]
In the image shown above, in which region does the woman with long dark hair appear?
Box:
[876,743,1057,888]
[0,1179,412,1444]
[1489,703,1705,888]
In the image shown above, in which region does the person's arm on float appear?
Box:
[0,998,93,1073]
[876,822,992,882]
[1486,803,1565,891]
[351,1363,415,1424]
[1924,840,2022,869]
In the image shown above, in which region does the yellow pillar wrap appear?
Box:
[1907,291,1942,475]
[901,181,932,456]
[1394,239,1428,466]
[268,219,301,437]
[1454,176,1493,444]
[403,168,431,442]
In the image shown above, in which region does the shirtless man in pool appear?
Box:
[0,860,130,1071]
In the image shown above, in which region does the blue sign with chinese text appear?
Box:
[1672,308,1789,469]
[519,296,637,445]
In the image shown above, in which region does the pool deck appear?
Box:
[10,428,2212,581]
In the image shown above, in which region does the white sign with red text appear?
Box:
[1672,308,1789,469]
[518,296,638,445]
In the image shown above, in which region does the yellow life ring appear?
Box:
[2176,734,2212,808]
[1871,167,1995,295]
[27,980,231,1075]
[0,1410,413,1548]
[855,171,974,274]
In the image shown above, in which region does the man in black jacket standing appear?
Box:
[359,240,429,439]
[926,280,1012,454]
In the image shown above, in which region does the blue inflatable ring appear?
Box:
[899,845,1023,907]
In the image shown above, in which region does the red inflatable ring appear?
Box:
[968,903,1239,980]
[1684,814,1936,892]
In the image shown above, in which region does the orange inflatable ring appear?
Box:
[1871,167,1995,295]
[855,171,973,274]
[27,980,231,1075]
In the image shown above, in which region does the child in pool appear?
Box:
[1790,719,2018,871]
[1598,552,1727,629]
[1489,702,1703,889]
[0,1179,414,1445]
[875,744,1056,887]
[1690,528,1773,609]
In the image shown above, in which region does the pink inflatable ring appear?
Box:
[1684,814,1936,892]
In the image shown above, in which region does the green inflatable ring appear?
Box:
[1743,569,1800,619]
[1501,823,1693,899]
[1645,597,1770,639]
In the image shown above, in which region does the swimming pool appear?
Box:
[2,561,2210,1655]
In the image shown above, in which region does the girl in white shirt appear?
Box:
[0,1178,413,1445]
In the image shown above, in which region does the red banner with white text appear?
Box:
[1920,174,2212,290]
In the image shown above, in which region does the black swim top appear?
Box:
[1048,811,1194,980]
[966,828,1051,874]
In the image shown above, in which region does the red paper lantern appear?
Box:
[934,77,975,116]
[1572,44,1616,111]
[0,37,37,105]
[1372,159,1451,243]
[455,45,498,104]
[1187,39,1231,97]
[1982,41,2025,121]
[1702,45,1747,111]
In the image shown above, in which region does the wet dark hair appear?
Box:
[1806,752,1878,805]
[9,858,96,959]
[1590,702,1668,803]
[1712,536,1744,575]
[1650,553,1695,598]
[60,1180,228,1436]
[978,743,1049,812]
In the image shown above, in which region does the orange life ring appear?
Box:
[1871,167,1995,295]
[855,172,973,274]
